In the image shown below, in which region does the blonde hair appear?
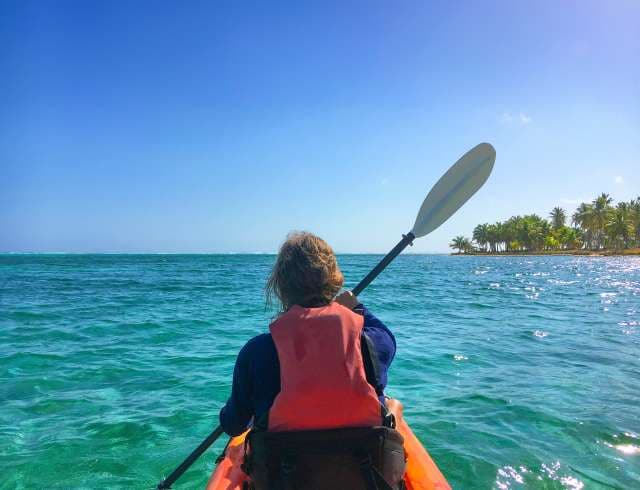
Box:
[266,231,344,311]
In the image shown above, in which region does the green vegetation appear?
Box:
[451,193,640,254]
[449,236,473,254]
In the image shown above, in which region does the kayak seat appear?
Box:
[242,425,406,490]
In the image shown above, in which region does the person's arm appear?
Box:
[357,303,396,372]
[219,340,255,436]
[335,292,397,383]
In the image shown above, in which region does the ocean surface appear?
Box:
[1,254,639,489]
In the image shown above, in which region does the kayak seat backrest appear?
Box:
[243,426,406,490]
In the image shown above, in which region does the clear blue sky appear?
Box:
[1,1,639,253]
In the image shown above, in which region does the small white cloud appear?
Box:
[500,112,514,124]
[499,111,531,126]
[614,176,624,184]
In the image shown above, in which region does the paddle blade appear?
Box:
[411,143,496,238]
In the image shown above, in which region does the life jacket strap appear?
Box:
[357,451,396,490]
[361,333,384,397]
[361,332,393,427]
[280,454,297,490]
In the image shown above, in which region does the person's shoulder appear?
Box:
[242,332,274,351]
[238,333,276,360]
[245,332,274,349]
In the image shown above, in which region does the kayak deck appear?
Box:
[206,418,451,490]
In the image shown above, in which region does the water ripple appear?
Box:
[1,254,639,488]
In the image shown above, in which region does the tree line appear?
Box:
[450,193,640,254]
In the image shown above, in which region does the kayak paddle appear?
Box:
[155,142,496,489]
[156,426,224,489]
[353,142,496,294]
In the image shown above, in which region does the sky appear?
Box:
[1,1,639,253]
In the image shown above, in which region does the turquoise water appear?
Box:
[1,254,639,489]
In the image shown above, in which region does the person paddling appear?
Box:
[157,143,494,490]
[219,231,406,489]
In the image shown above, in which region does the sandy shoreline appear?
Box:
[451,248,640,257]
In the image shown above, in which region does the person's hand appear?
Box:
[335,291,359,310]
[385,398,404,421]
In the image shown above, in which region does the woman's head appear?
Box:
[266,231,344,311]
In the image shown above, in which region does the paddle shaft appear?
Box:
[352,232,415,296]
[156,425,224,489]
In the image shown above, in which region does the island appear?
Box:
[450,193,640,256]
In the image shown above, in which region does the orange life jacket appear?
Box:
[267,302,384,432]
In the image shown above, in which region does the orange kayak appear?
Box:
[205,417,451,490]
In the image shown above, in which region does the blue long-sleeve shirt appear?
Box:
[219,304,396,436]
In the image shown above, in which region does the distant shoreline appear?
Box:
[450,248,640,257]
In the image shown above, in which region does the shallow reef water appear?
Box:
[1,254,639,488]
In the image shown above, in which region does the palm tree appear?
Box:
[486,224,500,253]
[450,236,467,254]
[495,221,509,252]
[573,203,595,249]
[462,237,474,253]
[549,207,566,230]
[606,204,633,249]
[472,224,489,252]
[595,193,613,207]
[592,193,613,248]
[503,217,519,251]
[556,226,581,250]
[629,198,640,246]
[572,203,589,227]
[544,235,560,251]
[517,214,547,251]
[565,227,582,250]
